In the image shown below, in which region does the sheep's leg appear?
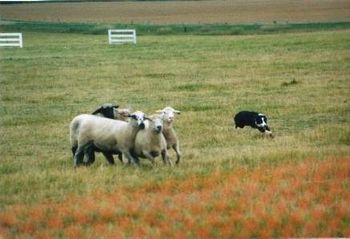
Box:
[142,151,156,165]
[84,144,95,166]
[173,144,181,164]
[161,149,173,166]
[73,145,85,167]
[117,153,123,163]
[124,151,139,166]
[71,145,77,159]
[102,152,115,165]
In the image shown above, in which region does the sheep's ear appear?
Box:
[112,105,119,109]
[155,110,163,113]
[174,110,181,114]
[128,114,137,120]
[91,107,102,115]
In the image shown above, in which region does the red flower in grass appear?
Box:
[99,207,115,223]
[34,229,53,239]
[71,209,89,225]
[328,218,340,232]
[30,206,45,224]
[311,206,326,221]
[289,211,304,226]
[343,227,350,237]
[335,200,349,219]
[0,212,17,227]
[258,229,272,239]
[132,226,148,238]
[64,225,82,239]
[266,215,279,231]
[281,224,296,238]
[303,221,317,236]
[47,216,63,229]
[196,226,210,239]
[19,222,35,235]
[241,217,258,237]
[156,220,174,238]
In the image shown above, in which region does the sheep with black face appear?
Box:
[92,103,130,121]
[234,111,273,136]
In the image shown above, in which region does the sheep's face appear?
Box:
[129,111,146,129]
[157,106,181,124]
[150,117,163,134]
[92,103,119,119]
[255,114,269,133]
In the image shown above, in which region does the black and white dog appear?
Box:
[234,111,273,136]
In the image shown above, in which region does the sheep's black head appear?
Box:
[92,103,119,119]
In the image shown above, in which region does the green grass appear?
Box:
[0,29,349,212]
[1,19,350,35]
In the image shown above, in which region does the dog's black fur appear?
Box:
[234,111,271,133]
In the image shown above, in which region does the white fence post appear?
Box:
[0,33,23,48]
[108,29,136,45]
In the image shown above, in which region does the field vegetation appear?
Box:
[2,20,350,36]
[1,0,349,24]
[0,27,349,237]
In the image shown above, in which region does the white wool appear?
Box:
[69,111,146,167]
[133,115,172,166]
[155,106,181,164]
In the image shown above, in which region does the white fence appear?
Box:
[108,29,136,45]
[0,33,23,48]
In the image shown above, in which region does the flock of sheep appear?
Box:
[69,103,273,168]
[69,105,181,167]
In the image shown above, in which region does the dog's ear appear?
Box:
[263,115,267,123]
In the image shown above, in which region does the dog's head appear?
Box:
[255,113,269,133]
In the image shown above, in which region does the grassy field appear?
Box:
[2,20,350,36]
[0,29,350,238]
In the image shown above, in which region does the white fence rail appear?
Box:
[108,29,136,45]
[0,33,23,48]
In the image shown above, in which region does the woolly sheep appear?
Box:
[69,111,147,167]
[156,106,181,164]
[90,103,131,164]
[132,114,173,166]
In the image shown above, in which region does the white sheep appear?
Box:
[156,106,181,164]
[132,114,173,166]
[91,103,131,164]
[69,111,147,167]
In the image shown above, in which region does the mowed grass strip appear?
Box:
[0,30,349,237]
